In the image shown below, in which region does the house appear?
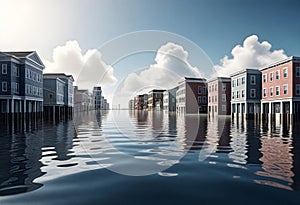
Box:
[148,89,165,111]
[176,77,207,114]
[74,86,92,112]
[207,77,231,115]
[230,68,262,118]
[43,73,74,118]
[0,51,44,116]
[163,87,178,112]
[260,56,300,120]
[93,86,102,110]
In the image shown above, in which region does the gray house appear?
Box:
[43,73,74,119]
[0,51,44,115]
[230,68,262,118]
[163,87,178,112]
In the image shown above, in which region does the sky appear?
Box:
[1,0,300,108]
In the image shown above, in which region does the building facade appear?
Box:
[74,86,92,112]
[0,51,44,115]
[43,73,74,118]
[163,87,178,112]
[208,77,231,115]
[176,77,207,114]
[148,89,165,111]
[93,86,102,110]
[135,94,145,110]
[230,68,262,118]
[260,56,300,119]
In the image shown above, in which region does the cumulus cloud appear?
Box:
[121,42,202,93]
[44,40,117,89]
[215,35,288,76]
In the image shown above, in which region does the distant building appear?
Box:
[128,99,134,110]
[74,86,92,112]
[0,51,44,115]
[135,94,145,110]
[101,96,105,109]
[43,73,74,118]
[148,89,165,111]
[176,77,207,114]
[260,56,300,119]
[207,77,231,115]
[143,94,148,110]
[230,68,262,118]
[163,87,178,112]
[93,86,102,110]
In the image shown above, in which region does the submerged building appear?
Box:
[0,51,44,116]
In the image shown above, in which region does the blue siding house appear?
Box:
[43,73,74,119]
[0,51,44,115]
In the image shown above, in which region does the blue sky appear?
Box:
[1,0,299,107]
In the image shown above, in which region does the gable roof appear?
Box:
[2,51,45,68]
[3,51,34,58]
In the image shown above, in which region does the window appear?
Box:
[215,96,217,102]
[237,79,240,86]
[202,96,207,103]
[242,77,245,84]
[270,72,274,82]
[263,88,267,97]
[232,80,235,87]
[222,83,226,91]
[2,81,7,92]
[232,91,235,99]
[15,83,19,93]
[297,67,300,77]
[215,106,217,112]
[203,87,207,94]
[276,70,280,80]
[270,87,273,97]
[2,64,7,74]
[283,68,288,78]
[263,74,267,83]
[215,84,217,91]
[276,86,280,96]
[198,96,202,104]
[209,96,211,103]
[209,86,211,92]
[242,90,245,98]
[237,91,240,99]
[250,75,256,85]
[222,105,226,112]
[222,94,226,102]
[296,84,300,95]
[283,84,288,95]
[198,86,202,94]
[250,89,256,98]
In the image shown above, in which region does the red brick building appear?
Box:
[260,56,300,119]
[208,77,231,115]
[176,77,207,114]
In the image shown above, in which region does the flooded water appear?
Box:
[1,110,300,204]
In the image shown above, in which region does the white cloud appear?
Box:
[121,42,202,94]
[44,40,117,89]
[215,35,288,76]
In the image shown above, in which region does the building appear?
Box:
[0,51,44,116]
[230,68,262,118]
[93,86,102,110]
[143,94,148,110]
[128,99,134,110]
[43,73,74,118]
[163,87,178,112]
[207,77,231,115]
[176,77,207,114]
[135,94,145,110]
[74,86,92,112]
[148,89,165,111]
[260,56,300,120]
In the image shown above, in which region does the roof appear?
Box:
[260,56,300,71]
[207,77,231,83]
[43,73,74,81]
[3,51,34,58]
[148,89,166,93]
[230,68,260,77]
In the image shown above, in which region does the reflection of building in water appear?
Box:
[184,115,207,150]
[245,120,262,165]
[0,127,44,196]
[229,118,248,164]
[216,117,231,153]
[256,122,294,190]
[291,122,300,191]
